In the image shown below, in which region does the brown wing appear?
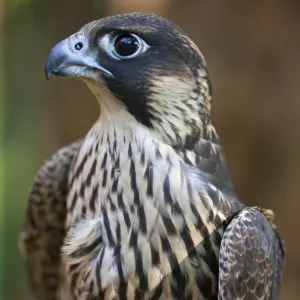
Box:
[193,138,285,298]
[218,207,285,299]
[19,142,81,300]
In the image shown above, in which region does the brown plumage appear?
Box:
[19,142,81,299]
[20,13,284,300]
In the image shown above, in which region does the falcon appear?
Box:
[19,13,285,300]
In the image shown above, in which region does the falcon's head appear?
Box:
[45,13,212,148]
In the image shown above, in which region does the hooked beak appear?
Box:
[45,37,113,81]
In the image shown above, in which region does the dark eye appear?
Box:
[114,34,140,57]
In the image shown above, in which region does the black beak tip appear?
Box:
[45,59,53,81]
[45,70,51,82]
[45,39,68,82]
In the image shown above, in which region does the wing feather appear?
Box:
[218,207,285,300]
[19,142,81,300]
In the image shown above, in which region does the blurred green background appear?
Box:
[1,0,300,299]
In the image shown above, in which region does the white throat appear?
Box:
[84,80,166,144]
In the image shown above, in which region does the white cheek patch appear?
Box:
[147,74,205,145]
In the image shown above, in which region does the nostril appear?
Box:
[74,42,83,51]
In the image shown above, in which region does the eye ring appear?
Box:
[100,32,149,60]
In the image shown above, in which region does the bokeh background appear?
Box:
[1,0,300,299]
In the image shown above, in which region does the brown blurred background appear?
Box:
[1,0,300,299]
